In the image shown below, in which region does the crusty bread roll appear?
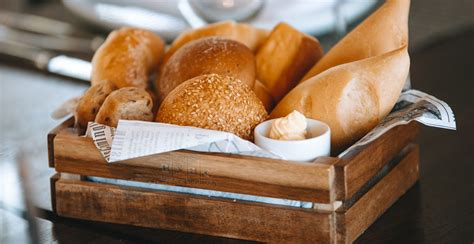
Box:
[253,79,274,112]
[91,27,165,88]
[75,81,117,131]
[271,46,410,152]
[95,87,154,127]
[301,0,410,81]
[163,21,269,64]
[256,22,323,102]
[156,37,256,102]
[156,74,267,140]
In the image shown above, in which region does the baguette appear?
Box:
[91,27,165,88]
[271,46,410,152]
[301,0,410,81]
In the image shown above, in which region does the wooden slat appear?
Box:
[335,122,419,200]
[336,144,420,243]
[50,173,60,213]
[53,127,337,203]
[54,178,334,243]
[47,117,75,167]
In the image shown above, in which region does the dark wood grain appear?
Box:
[47,114,420,243]
[336,122,419,201]
[49,140,419,243]
[52,126,337,203]
[50,119,420,206]
[337,144,420,243]
[54,177,334,243]
[47,117,75,167]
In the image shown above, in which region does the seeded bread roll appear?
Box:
[91,27,165,88]
[156,74,267,140]
[75,81,117,131]
[301,0,410,81]
[156,37,256,102]
[163,21,269,64]
[95,87,154,128]
[271,46,410,153]
[256,22,323,103]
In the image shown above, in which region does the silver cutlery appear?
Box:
[0,40,91,81]
[0,24,102,53]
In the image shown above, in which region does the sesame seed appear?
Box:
[156,74,267,140]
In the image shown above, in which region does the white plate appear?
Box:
[63,0,377,41]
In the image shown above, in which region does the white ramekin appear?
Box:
[254,118,331,162]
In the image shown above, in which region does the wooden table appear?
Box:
[1,10,473,244]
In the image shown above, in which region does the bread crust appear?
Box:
[75,81,117,131]
[301,0,410,81]
[95,87,154,127]
[256,23,323,102]
[271,46,410,153]
[253,79,274,112]
[156,74,267,140]
[162,21,269,65]
[91,27,165,88]
[156,37,256,102]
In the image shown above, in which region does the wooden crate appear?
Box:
[48,118,420,243]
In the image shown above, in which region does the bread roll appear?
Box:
[253,79,274,112]
[156,37,256,102]
[95,87,154,127]
[301,0,410,81]
[256,22,323,102]
[163,21,269,64]
[75,81,117,131]
[91,27,165,88]
[271,46,410,152]
[156,74,267,140]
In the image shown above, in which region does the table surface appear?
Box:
[1,5,474,244]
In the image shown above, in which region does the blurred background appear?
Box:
[1,0,473,243]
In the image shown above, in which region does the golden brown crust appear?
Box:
[271,46,409,153]
[75,81,117,131]
[156,37,256,102]
[253,79,274,113]
[95,87,154,128]
[256,23,323,102]
[162,21,269,65]
[301,0,410,81]
[156,74,267,140]
[91,27,165,89]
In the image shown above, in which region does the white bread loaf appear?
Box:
[256,23,323,102]
[301,0,410,81]
[271,46,410,152]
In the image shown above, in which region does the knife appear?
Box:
[0,40,92,81]
[0,24,103,53]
